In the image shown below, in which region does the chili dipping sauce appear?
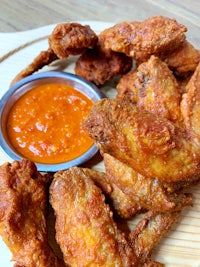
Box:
[7,83,94,164]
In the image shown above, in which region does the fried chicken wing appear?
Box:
[75,44,132,85]
[0,160,65,267]
[10,22,98,86]
[164,40,200,77]
[50,167,138,266]
[83,96,200,187]
[128,210,181,265]
[99,16,186,58]
[80,167,113,194]
[48,22,98,59]
[81,167,143,218]
[108,182,143,218]
[117,55,182,122]
[103,153,192,212]
[181,61,200,137]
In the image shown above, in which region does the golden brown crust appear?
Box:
[48,22,98,59]
[142,259,164,267]
[129,211,180,265]
[164,40,200,77]
[99,16,186,58]
[0,159,65,267]
[117,55,182,122]
[83,96,200,186]
[181,62,200,137]
[10,22,98,86]
[75,44,132,85]
[103,153,193,212]
[81,167,143,218]
[50,167,138,266]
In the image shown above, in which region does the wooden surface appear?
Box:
[0,1,200,267]
[0,0,200,33]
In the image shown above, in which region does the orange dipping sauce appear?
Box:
[7,83,94,164]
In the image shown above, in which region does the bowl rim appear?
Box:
[0,71,104,172]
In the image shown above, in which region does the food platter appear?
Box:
[0,21,200,267]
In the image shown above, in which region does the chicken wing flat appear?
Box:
[48,22,98,59]
[50,167,138,266]
[108,182,143,218]
[181,61,200,137]
[80,167,143,218]
[103,153,192,212]
[80,167,112,194]
[128,210,181,265]
[0,160,65,267]
[164,40,200,77]
[117,55,182,122]
[83,96,200,187]
[75,44,132,85]
[99,16,186,58]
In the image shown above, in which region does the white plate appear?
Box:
[0,21,200,267]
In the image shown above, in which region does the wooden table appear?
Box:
[0,0,199,34]
[0,1,200,267]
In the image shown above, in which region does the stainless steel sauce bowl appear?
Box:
[0,71,104,172]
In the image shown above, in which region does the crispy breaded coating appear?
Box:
[143,259,164,267]
[83,96,200,187]
[164,40,200,77]
[80,167,113,194]
[75,44,132,85]
[117,55,182,122]
[10,22,98,86]
[0,160,65,267]
[99,16,186,58]
[81,167,143,218]
[48,22,98,59]
[129,211,180,265]
[108,182,143,218]
[50,167,138,266]
[181,61,200,137]
[103,153,192,212]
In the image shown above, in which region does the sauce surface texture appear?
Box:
[7,83,94,164]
